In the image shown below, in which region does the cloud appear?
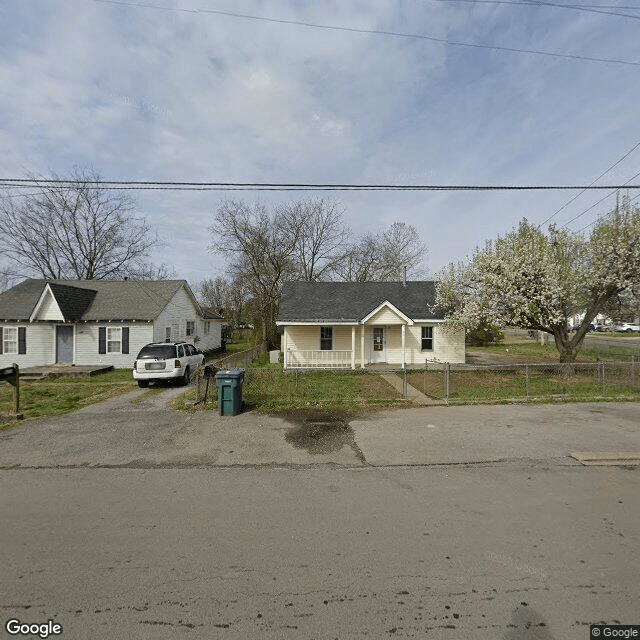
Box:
[1,0,638,281]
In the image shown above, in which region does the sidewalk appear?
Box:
[377,371,435,405]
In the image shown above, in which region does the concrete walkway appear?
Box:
[378,371,434,405]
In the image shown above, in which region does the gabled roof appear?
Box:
[46,283,97,321]
[278,281,443,323]
[0,279,205,321]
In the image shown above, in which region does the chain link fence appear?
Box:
[188,358,640,410]
[408,360,640,404]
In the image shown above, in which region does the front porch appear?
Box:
[282,322,416,370]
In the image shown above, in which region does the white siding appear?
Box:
[34,289,64,321]
[0,322,56,368]
[153,286,222,351]
[198,318,223,351]
[75,323,154,368]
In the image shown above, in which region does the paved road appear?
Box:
[1,394,639,639]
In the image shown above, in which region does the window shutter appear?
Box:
[98,327,106,354]
[18,327,27,354]
[122,327,129,354]
[0,327,3,355]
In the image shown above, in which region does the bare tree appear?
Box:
[0,168,162,280]
[208,200,302,344]
[0,264,17,293]
[288,198,349,281]
[333,222,427,281]
[199,276,230,311]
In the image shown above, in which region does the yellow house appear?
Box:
[277,281,465,369]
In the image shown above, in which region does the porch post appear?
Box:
[360,324,365,368]
[401,324,406,369]
[283,326,288,370]
[351,325,356,370]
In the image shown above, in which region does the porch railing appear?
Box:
[287,350,353,369]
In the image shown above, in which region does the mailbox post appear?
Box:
[0,363,22,420]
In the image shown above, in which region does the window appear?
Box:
[3,327,17,354]
[320,326,333,350]
[204,321,210,335]
[165,327,171,342]
[177,345,185,357]
[107,327,122,353]
[421,326,434,351]
[99,327,129,354]
[186,320,195,336]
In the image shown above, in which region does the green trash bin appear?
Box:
[215,368,244,416]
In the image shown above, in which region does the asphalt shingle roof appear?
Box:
[278,281,443,322]
[0,279,202,321]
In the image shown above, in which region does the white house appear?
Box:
[277,281,465,369]
[0,279,223,369]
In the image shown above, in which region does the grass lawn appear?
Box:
[407,364,640,403]
[468,340,639,363]
[224,339,257,354]
[174,368,405,413]
[0,369,136,429]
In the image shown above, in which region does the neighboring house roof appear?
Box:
[278,281,443,322]
[201,306,225,320]
[0,279,207,321]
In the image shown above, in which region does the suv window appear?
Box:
[137,344,177,359]
[186,344,196,356]
[177,345,185,358]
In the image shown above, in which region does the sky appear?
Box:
[1,0,639,288]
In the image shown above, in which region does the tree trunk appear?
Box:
[553,326,578,363]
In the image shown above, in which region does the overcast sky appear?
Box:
[1,0,639,286]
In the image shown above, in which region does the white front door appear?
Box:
[371,326,386,363]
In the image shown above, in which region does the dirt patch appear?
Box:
[281,410,366,462]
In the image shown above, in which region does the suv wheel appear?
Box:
[138,380,149,388]
[182,366,190,386]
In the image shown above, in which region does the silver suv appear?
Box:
[133,342,204,388]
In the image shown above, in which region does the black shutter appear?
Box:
[18,327,26,354]
[98,327,106,354]
[122,327,129,354]
[0,327,3,355]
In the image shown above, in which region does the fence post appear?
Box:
[525,364,530,398]
[403,369,408,400]
[295,368,299,392]
[445,362,450,403]
[424,360,428,397]
[632,355,636,390]
[194,370,200,403]
[600,360,606,396]
[13,364,20,416]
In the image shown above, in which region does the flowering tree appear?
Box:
[436,203,640,362]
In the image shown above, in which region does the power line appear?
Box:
[576,190,640,232]
[92,0,640,67]
[537,139,640,227]
[2,179,640,192]
[563,168,640,229]
[434,0,640,20]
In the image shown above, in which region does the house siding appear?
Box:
[75,323,154,368]
[365,307,406,325]
[0,322,56,368]
[36,290,64,321]
[153,286,222,351]
[283,323,465,367]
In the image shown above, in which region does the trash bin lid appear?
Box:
[215,368,245,379]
